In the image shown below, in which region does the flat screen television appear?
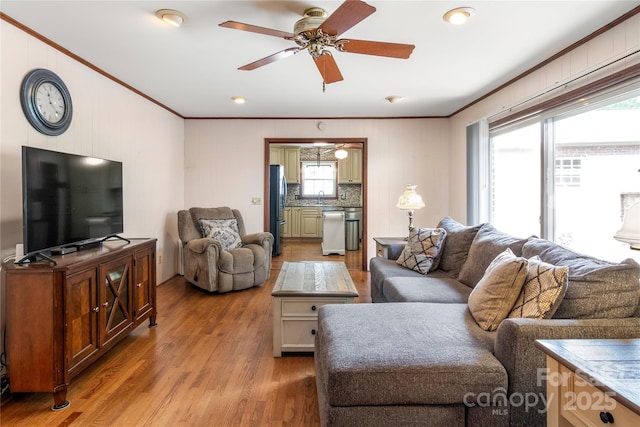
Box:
[21,146,124,261]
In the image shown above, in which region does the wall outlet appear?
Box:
[252,197,262,205]
[158,254,162,264]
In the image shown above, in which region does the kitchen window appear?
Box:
[300,161,337,198]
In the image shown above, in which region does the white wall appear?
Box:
[184,118,450,262]
[448,13,640,221]
[0,21,185,355]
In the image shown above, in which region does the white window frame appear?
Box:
[300,161,337,198]
[471,82,640,242]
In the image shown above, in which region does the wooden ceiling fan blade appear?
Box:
[318,0,376,36]
[314,53,344,84]
[239,48,301,71]
[219,21,294,39]
[338,39,415,59]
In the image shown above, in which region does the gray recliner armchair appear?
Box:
[177,207,274,293]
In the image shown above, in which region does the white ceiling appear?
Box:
[1,1,637,118]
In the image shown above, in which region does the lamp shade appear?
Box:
[614,201,640,249]
[396,185,425,210]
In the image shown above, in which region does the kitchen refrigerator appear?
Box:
[269,164,287,256]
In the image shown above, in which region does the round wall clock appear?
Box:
[20,68,73,136]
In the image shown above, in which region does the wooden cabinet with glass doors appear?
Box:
[3,238,156,410]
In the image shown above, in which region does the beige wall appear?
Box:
[184,118,450,261]
[0,21,185,355]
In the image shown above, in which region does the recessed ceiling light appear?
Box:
[156,9,187,27]
[443,7,475,25]
[385,96,403,104]
[231,96,246,104]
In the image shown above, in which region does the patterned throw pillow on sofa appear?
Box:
[396,227,447,274]
[468,248,528,331]
[508,256,568,319]
[198,218,243,250]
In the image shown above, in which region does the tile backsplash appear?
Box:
[286,183,362,207]
[285,147,362,207]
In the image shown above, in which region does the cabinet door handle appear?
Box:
[599,412,614,424]
[93,307,99,312]
[311,329,317,335]
[311,305,317,311]
[136,282,142,288]
[102,302,109,307]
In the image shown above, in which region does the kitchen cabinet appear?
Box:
[300,208,323,238]
[271,145,300,183]
[338,149,362,183]
[284,147,300,183]
[270,146,283,165]
[3,238,157,410]
[283,207,301,238]
[283,207,322,238]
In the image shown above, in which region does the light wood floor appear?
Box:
[0,240,370,426]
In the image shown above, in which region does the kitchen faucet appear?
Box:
[317,190,324,204]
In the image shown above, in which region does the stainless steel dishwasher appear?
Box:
[344,207,363,244]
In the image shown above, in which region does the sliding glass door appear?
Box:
[551,95,640,259]
[486,90,640,261]
[490,123,541,238]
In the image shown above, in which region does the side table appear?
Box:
[373,237,406,259]
[535,339,640,427]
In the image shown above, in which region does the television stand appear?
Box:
[3,238,157,410]
[100,234,131,244]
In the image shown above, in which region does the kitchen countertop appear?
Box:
[286,205,362,209]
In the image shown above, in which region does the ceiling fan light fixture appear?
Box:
[156,9,187,27]
[335,148,348,160]
[443,7,475,25]
[385,95,403,104]
[231,96,246,104]
[294,7,327,35]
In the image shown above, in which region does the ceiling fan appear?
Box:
[219,0,415,85]
[315,142,360,159]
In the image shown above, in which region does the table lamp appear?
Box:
[396,184,425,231]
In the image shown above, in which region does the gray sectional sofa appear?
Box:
[314,217,640,426]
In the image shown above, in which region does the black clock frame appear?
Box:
[20,68,73,136]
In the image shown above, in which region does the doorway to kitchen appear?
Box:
[264,138,367,271]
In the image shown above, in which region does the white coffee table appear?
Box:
[272,261,359,357]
